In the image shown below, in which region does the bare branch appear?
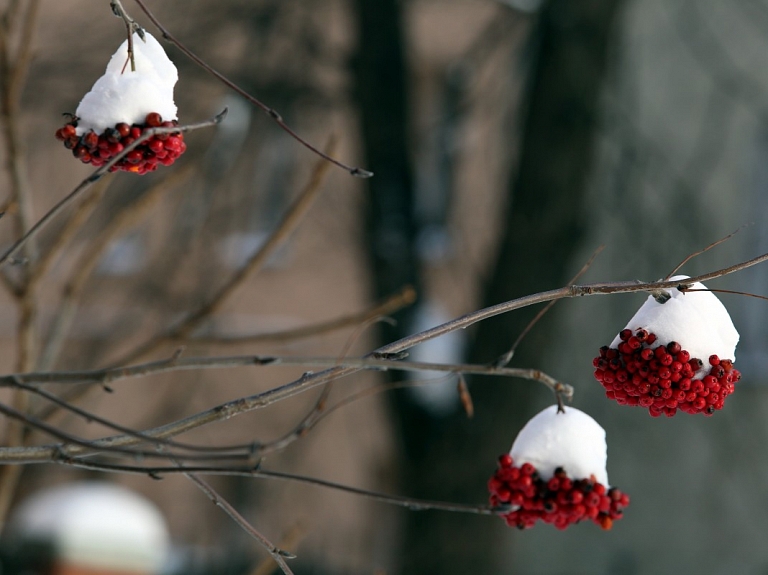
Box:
[183,471,296,575]
[5,354,569,394]
[132,0,372,178]
[14,380,259,455]
[47,458,504,518]
[0,252,765,463]
[0,399,259,463]
[664,225,747,280]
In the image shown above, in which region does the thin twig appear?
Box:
[14,380,259,455]
[182,471,296,575]
[494,245,604,367]
[0,400,257,463]
[250,525,303,575]
[251,469,501,515]
[665,226,746,280]
[131,0,372,178]
[4,354,569,394]
[679,287,768,302]
[0,110,226,270]
[47,458,504,517]
[110,0,145,72]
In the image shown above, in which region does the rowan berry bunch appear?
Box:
[57,32,183,175]
[55,113,185,174]
[489,455,629,530]
[489,406,629,531]
[594,276,740,417]
[594,328,741,417]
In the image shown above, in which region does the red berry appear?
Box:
[148,139,165,154]
[108,142,124,155]
[570,491,584,505]
[125,150,144,164]
[709,355,720,366]
[164,136,182,152]
[83,131,99,149]
[145,112,163,127]
[619,329,632,341]
[689,358,704,371]
[115,122,131,138]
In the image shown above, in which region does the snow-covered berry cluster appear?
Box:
[56,113,185,174]
[489,406,629,530]
[594,330,740,417]
[489,456,629,530]
[55,32,184,174]
[594,276,740,417]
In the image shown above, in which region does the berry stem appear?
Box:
[110,0,144,73]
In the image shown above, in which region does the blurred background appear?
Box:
[1,0,768,573]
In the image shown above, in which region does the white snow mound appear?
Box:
[8,481,169,573]
[510,405,608,486]
[609,275,739,372]
[76,32,178,134]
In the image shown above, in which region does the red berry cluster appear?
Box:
[55,112,186,174]
[593,328,741,417]
[488,454,629,531]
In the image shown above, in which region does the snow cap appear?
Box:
[609,275,739,369]
[511,405,608,485]
[8,481,169,573]
[76,32,178,134]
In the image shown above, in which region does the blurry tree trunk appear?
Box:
[351,1,624,574]
[351,0,420,335]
